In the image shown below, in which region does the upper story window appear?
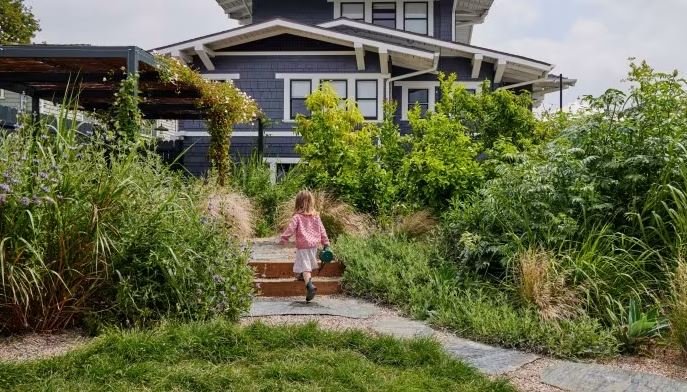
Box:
[341,2,365,21]
[404,2,428,35]
[372,3,396,28]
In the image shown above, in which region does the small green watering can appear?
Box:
[318,246,335,274]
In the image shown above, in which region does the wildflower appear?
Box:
[38,172,48,179]
[213,274,224,284]
[2,171,11,180]
[20,197,30,207]
[40,185,50,193]
[0,183,10,193]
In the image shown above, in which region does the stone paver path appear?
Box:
[245,297,687,392]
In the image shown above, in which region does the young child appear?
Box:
[280,190,330,302]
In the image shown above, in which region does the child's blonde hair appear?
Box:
[294,190,317,215]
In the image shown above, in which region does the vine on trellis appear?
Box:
[155,55,258,185]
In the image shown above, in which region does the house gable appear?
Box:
[223,34,354,52]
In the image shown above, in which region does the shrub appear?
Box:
[295,84,396,215]
[670,260,687,357]
[0,118,253,333]
[605,298,668,354]
[278,191,371,240]
[514,247,581,322]
[337,235,618,358]
[203,189,256,240]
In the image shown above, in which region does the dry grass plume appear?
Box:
[393,210,438,239]
[277,191,371,240]
[203,189,256,240]
[515,247,582,322]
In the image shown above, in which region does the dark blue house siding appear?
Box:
[253,0,333,25]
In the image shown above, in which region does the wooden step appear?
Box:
[253,277,342,297]
[250,261,344,279]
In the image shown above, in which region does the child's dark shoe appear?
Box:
[305,279,317,302]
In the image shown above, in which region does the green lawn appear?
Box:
[0,321,513,392]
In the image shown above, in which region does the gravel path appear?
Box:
[0,331,88,363]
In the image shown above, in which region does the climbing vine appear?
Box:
[112,72,143,144]
[155,55,258,185]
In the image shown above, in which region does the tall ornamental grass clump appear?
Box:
[0,117,253,334]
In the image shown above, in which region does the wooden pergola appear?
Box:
[0,45,204,119]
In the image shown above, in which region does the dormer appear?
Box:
[213,0,493,44]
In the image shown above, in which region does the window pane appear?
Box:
[291,99,309,118]
[404,2,427,18]
[323,80,348,98]
[356,80,377,99]
[291,80,311,98]
[358,100,377,118]
[404,19,427,34]
[408,89,429,105]
[342,3,365,20]
[373,3,395,17]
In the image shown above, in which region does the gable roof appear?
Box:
[153,18,437,71]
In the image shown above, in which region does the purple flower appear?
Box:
[20,197,30,207]
[0,183,10,193]
[38,172,48,179]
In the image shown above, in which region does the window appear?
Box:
[407,88,429,115]
[276,163,297,183]
[321,79,348,99]
[341,2,365,21]
[404,2,428,35]
[356,80,378,119]
[372,3,396,28]
[290,80,312,119]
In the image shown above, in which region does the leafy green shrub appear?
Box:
[0,119,252,334]
[337,235,618,358]
[295,84,396,215]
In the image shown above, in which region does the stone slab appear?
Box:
[542,362,687,392]
[247,297,380,319]
[370,319,436,339]
[443,336,539,376]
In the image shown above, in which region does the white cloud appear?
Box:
[474,0,687,109]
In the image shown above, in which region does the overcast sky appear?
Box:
[26,0,687,110]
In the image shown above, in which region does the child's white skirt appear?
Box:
[294,248,319,274]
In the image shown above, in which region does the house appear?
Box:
[158,1,575,178]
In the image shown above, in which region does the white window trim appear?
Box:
[276,73,388,122]
[0,89,4,99]
[397,80,483,120]
[202,73,240,80]
[330,0,434,37]
[265,157,301,183]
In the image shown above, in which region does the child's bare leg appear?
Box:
[302,271,312,283]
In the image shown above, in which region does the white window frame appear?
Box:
[265,157,301,184]
[397,80,483,120]
[276,73,387,122]
[0,89,4,99]
[331,0,434,37]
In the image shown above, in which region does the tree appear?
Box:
[0,0,40,44]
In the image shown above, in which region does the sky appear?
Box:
[25,0,687,110]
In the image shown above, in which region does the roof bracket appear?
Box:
[471,54,483,79]
[494,58,507,84]
[379,48,389,74]
[354,42,365,71]
[195,45,216,71]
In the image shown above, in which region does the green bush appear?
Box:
[0,119,252,334]
[337,234,618,358]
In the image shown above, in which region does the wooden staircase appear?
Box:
[250,238,344,297]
